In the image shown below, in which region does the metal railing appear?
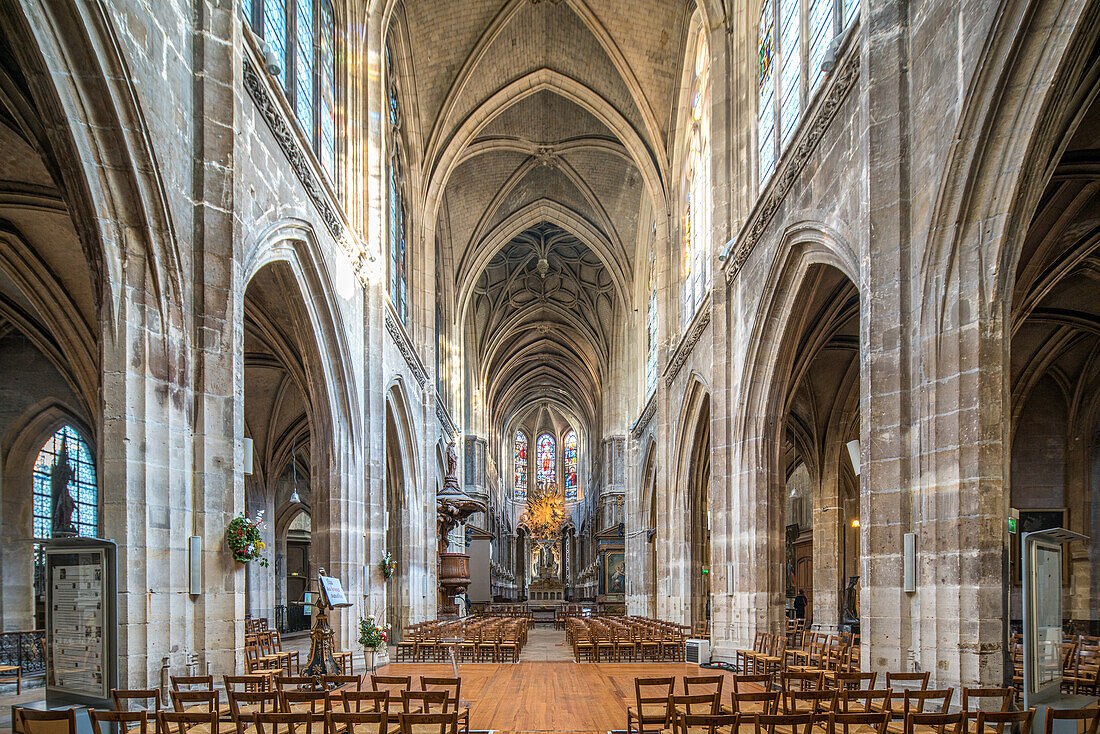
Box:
[0,630,46,676]
[275,605,309,634]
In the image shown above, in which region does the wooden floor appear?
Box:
[376,659,742,734]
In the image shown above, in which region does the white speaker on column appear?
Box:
[846,439,861,476]
[188,536,202,594]
[903,532,916,593]
[243,437,254,475]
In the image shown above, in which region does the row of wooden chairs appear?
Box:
[567,616,686,662]
[394,617,527,663]
[1009,633,1100,697]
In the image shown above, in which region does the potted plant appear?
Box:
[226,511,268,567]
[380,552,395,579]
[358,615,388,672]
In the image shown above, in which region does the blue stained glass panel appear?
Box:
[514,432,528,501]
[563,431,578,501]
[264,0,288,89]
[536,433,555,487]
[295,0,314,129]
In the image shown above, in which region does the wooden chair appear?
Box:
[322,676,362,692]
[838,690,891,715]
[959,688,1011,734]
[334,652,354,675]
[627,677,675,734]
[396,712,456,734]
[663,633,686,662]
[18,709,78,734]
[0,664,22,694]
[112,689,162,715]
[171,690,220,713]
[497,635,519,663]
[685,676,725,701]
[90,710,148,734]
[824,673,876,692]
[827,712,890,734]
[172,676,215,691]
[737,633,768,673]
[252,712,322,734]
[671,693,723,727]
[904,713,963,734]
[1070,648,1100,695]
[596,635,617,663]
[1043,709,1100,734]
[157,710,221,734]
[276,677,321,692]
[617,633,638,662]
[883,674,930,718]
[340,692,389,714]
[677,713,742,734]
[754,712,817,734]
[781,671,823,695]
[973,710,1033,734]
[729,691,781,718]
[270,632,301,675]
[394,639,417,663]
[890,693,954,734]
[280,691,331,715]
[225,675,276,695]
[325,711,388,734]
[400,692,447,715]
[783,691,837,718]
[418,678,468,734]
[246,644,285,676]
[371,675,412,702]
[573,633,595,662]
[733,674,774,694]
[227,690,279,729]
[474,637,497,663]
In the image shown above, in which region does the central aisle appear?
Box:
[517,626,575,662]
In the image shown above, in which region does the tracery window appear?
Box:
[758,0,858,184]
[645,231,658,396]
[242,0,338,179]
[681,32,710,327]
[387,42,409,325]
[536,433,556,488]
[514,432,528,502]
[563,430,578,501]
[33,425,98,593]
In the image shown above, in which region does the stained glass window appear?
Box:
[682,32,710,327]
[318,0,336,177]
[536,433,556,488]
[514,432,528,501]
[33,425,97,595]
[759,0,856,186]
[645,229,658,396]
[387,43,408,324]
[295,0,314,127]
[563,430,578,501]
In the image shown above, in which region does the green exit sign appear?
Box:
[1009,517,1018,534]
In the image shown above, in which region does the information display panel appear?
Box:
[46,548,106,699]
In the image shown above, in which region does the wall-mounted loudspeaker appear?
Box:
[903,532,916,593]
[189,536,201,594]
[243,437,254,475]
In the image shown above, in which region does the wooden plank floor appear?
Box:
[375,660,744,734]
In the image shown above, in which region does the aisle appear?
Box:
[518,625,574,661]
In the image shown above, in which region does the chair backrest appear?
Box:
[671,693,722,717]
[18,709,77,734]
[902,689,953,716]
[683,676,724,699]
[1043,708,1100,734]
[325,711,388,734]
[280,691,332,714]
[253,711,322,734]
[734,674,773,693]
[323,676,362,692]
[732,691,781,717]
[635,677,676,725]
[170,675,214,691]
[827,712,889,734]
[886,672,929,693]
[111,689,161,713]
[228,690,279,719]
[838,690,891,714]
[677,713,741,734]
[904,712,964,734]
[784,691,838,717]
[831,673,876,691]
[397,712,457,734]
[341,692,390,714]
[754,712,816,734]
[158,710,220,734]
[781,671,823,693]
[400,691,448,714]
[225,674,274,693]
[170,690,219,714]
[89,710,147,734]
[960,688,1012,716]
[277,677,321,691]
[974,709,1034,734]
[418,678,461,712]
[371,675,413,698]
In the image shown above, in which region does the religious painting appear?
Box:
[536,433,555,487]
[601,550,626,596]
[1012,508,1069,585]
[563,430,578,501]
[785,523,799,598]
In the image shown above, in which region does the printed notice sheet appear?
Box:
[49,552,105,697]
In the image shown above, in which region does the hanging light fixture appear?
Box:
[289,438,301,505]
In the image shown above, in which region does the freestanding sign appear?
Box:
[43,537,117,709]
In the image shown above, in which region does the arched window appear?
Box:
[33,426,97,594]
[758,0,858,184]
[563,430,578,501]
[536,433,556,488]
[645,228,658,396]
[682,32,710,326]
[387,42,409,325]
[242,0,337,179]
[514,431,528,501]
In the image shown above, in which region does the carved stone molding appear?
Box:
[385,312,428,386]
[437,401,457,439]
[630,392,657,439]
[723,43,861,283]
[664,303,712,388]
[244,59,367,279]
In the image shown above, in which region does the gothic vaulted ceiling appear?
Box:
[390,0,697,435]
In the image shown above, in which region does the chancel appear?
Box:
[1,0,1100,732]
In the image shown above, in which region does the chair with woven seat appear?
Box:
[0,665,22,695]
[225,674,276,695]
[227,690,279,730]
[959,688,1011,734]
[596,635,617,663]
[171,690,219,713]
[157,709,222,734]
[419,678,469,734]
[341,692,389,714]
[617,633,637,662]
[754,712,816,734]
[737,633,768,674]
[18,709,78,734]
[627,677,675,734]
[400,692,447,715]
[497,634,519,663]
[323,675,362,692]
[671,693,723,729]
[1042,708,1100,734]
[573,633,595,662]
[90,710,148,734]
[783,690,837,718]
[827,711,890,734]
[640,634,662,662]
[883,674,929,718]
[838,690,891,716]
[112,689,161,716]
[678,713,742,734]
[396,712,456,734]
[325,711,388,734]
[729,691,781,718]
[394,638,417,663]
[270,632,301,676]
[824,673,876,692]
[172,676,215,691]
[781,671,823,695]
[276,677,321,691]
[252,712,322,734]
[888,692,953,734]
[972,710,1033,734]
[474,636,497,663]
[280,691,331,715]
[685,676,725,701]
[904,713,963,734]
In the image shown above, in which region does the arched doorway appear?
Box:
[642,440,658,617]
[679,385,711,631]
[384,388,418,640]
